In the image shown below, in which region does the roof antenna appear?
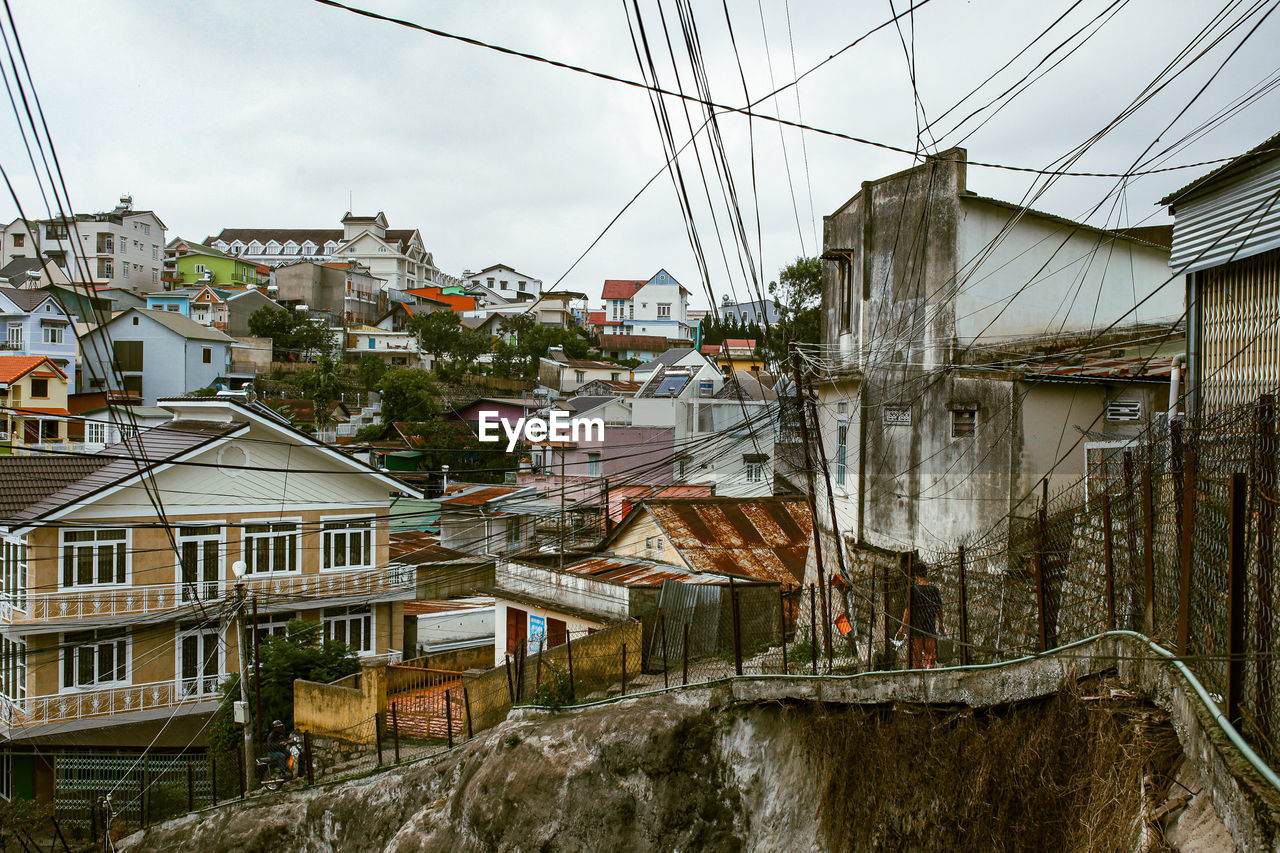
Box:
[348,189,353,213]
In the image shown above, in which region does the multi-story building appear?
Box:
[79,308,236,403]
[0,396,420,804]
[716,295,779,327]
[815,147,1178,552]
[163,239,267,291]
[274,260,386,327]
[462,264,542,302]
[0,355,69,453]
[3,196,166,293]
[146,286,281,338]
[0,286,78,387]
[207,212,450,292]
[600,270,692,340]
[1162,131,1280,414]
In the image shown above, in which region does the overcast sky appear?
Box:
[3,0,1277,309]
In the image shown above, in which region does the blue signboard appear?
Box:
[528,614,546,653]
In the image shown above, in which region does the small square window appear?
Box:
[202,347,212,364]
[951,408,977,438]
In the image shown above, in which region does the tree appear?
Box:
[355,353,387,392]
[377,367,440,423]
[408,310,492,374]
[762,256,823,365]
[248,307,335,362]
[490,313,593,379]
[208,620,360,755]
[292,356,345,428]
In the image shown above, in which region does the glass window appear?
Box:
[0,537,27,615]
[321,520,374,571]
[323,606,373,653]
[61,529,127,587]
[587,453,601,476]
[29,378,48,397]
[12,232,23,248]
[836,421,848,487]
[6,325,20,347]
[85,421,109,445]
[202,347,212,365]
[1,635,25,707]
[177,620,220,697]
[42,326,63,344]
[242,523,299,574]
[657,303,671,318]
[255,612,300,639]
[178,526,221,602]
[951,408,977,438]
[61,629,128,688]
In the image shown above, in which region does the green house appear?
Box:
[164,238,264,289]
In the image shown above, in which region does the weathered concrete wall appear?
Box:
[405,643,494,673]
[293,663,386,744]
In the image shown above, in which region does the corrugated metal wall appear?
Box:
[1170,159,1280,274]
[1197,248,1280,411]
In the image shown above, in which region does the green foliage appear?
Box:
[533,660,573,710]
[376,368,440,424]
[355,353,388,392]
[491,314,594,380]
[761,256,823,365]
[208,619,360,755]
[0,797,52,846]
[248,307,335,362]
[407,310,490,375]
[354,423,385,442]
[291,356,346,426]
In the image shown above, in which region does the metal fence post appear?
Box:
[867,558,876,671]
[809,583,819,675]
[682,623,690,685]
[957,545,970,667]
[304,731,314,785]
[565,636,576,703]
[375,714,384,767]
[779,589,789,675]
[464,686,475,739]
[187,761,194,813]
[1228,472,1247,727]
[621,643,627,696]
[1142,462,1156,635]
[1257,394,1276,742]
[391,701,400,763]
[659,609,670,688]
[210,756,218,807]
[504,654,514,703]
[1178,448,1196,655]
[1035,499,1048,653]
[535,648,543,698]
[445,689,454,749]
[1103,492,1116,631]
[906,552,916,669]
[1123,451,1140,630]
[729,575,743,676]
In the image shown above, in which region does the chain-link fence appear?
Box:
[834,395,1280,768]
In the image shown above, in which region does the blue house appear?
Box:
[78,308,235,403]
[0,285,78,388]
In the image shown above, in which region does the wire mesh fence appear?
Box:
[832,395,1280,768]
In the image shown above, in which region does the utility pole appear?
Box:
[790,344,832,668]
[232,560,253,792]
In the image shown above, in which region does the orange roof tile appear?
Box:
[0,356,65,384]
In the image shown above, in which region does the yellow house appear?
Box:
[0,355,69,451]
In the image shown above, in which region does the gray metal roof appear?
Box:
[116,308,236,342]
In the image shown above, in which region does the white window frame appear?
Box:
[1,635,26,709]
[60,528,129,589]
[323,605,375,654]
[6,324,21,347]
[744,460,765,484]
[255,611,300,639]
[176,525,224,602]
[42,325,63,344]
[320,517,375,572]
[176,620,223,698]
[1,535,28,615]
[657,303,671,318]
[241,520,301,575]
[836,420,848,488]
[61,629,129,692]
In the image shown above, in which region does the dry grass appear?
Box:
[802,678,1184,853]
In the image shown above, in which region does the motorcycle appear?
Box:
[256,735,304,791]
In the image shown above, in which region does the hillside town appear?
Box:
[2,2,1280,851]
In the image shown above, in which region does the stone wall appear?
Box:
[293,663,386,744]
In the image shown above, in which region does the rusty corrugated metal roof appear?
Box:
[438,485,525,507]
[389,531,475,564]
[645,497,812,588]
[1028,355,1175,380]
[563,554,763,587]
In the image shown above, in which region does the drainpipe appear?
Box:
[1168,354,1185,419]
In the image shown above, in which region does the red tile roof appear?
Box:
[601,279,645,299]
[405,287,476,312]
[0,356,65,384]
[722,338,757,349]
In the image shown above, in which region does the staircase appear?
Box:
[386,666,467,740]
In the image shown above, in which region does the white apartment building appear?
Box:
[600,269,692,340]
[208,212,457,292]
[464,264,542,302]
[2,196,167,293]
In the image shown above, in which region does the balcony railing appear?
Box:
[1,678,220,735]
[0,564,417,627]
